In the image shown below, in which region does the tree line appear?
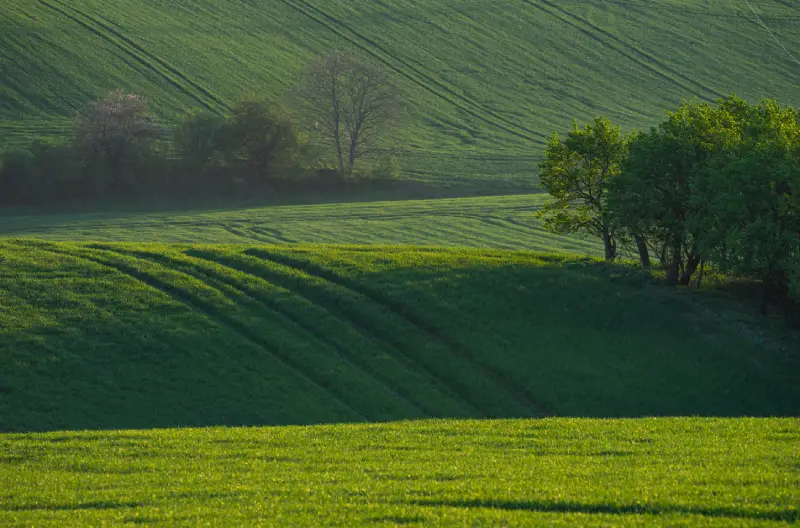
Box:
[538,96,800,326]
[0,50,403,206]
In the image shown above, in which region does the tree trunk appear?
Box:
[331,87,345,174]
[634,234,651,268]
[666,256,680,286]
[696,260,705,290]
[678,253,701,286]
[348,134,358,173]
[665,241,681,286]
[335,134,345,174]
[602,226,616,262]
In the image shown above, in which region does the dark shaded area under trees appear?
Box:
[538,96,800,326]
[0,52,402,208]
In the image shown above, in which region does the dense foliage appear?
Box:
[537,117,627,262]
[539,96,800,324]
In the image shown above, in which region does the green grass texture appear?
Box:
[0,194,604,255]
[1,418,797,526]
[2,240,797,432]
[2,0,799,186]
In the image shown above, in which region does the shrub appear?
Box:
[28,139,82,203]
[226,99,303,184]
[370,156,400,180]
[0,149,35,205]
[173,110,228,169]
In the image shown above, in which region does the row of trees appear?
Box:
[0,51,402,206]
[538,96,799,325]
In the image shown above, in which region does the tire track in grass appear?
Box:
[219,225,272,244]
[247,248,555,417]
[37,0,226,113]
[279,0,540,145]
[44,245,367,421]
[249,226,295,244]
[100,245,433,419]
[76,5,231,110]
[187,248,484,418]
[299,0,545,140]
[522,0,724,99]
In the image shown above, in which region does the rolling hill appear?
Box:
[2,240,797,432]
[2,2,799,523]
[2,0,799,187]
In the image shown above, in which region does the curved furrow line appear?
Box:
[298,0,546,141]
[46,245,367,421]
[497,217,599,251]
[471,215,549,239]
[500,216,544,231]
[278,0,539,144]
[220,225,270,243]
[102,246,432,418]
[521,0,722,100]
[538,0,726,99]
[187,248,484,418]
[247,248,555,417]
[249,226,295,244]
[247,224,296,244]
[37,0,223,113]
[75,5,231,110]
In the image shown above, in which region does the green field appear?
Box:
[3,0,800,523]
[2,419,798,526]
[3,206,797,524]
[2,0,799,187]
[2,240,797,433]
[0,194,604,254]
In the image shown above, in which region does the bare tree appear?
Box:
[295,50,401,174]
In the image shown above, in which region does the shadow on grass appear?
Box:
[409,499,798,523]
[369,515,427,525]
[1,243,798,432]
[5,501,143,512]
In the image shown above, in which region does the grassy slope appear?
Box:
[1,419,798,526]
[0,194,604,255]
[2,0,799,187]
[1,240,797,432]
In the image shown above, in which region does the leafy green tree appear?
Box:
[537,117,628,262]
[610,98,739,285]
[690,99,800,321]
[174,110,228,169]
[226,100,303,182]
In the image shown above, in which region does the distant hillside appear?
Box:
[1,241,796,432]
[1,0,798,186]
[0,194,604,254]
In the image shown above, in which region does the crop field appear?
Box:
[1,418,798,526]
[0,194,606,254]
[2,0,799,186]
[2,240,797,433]
[3,0,800,523]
